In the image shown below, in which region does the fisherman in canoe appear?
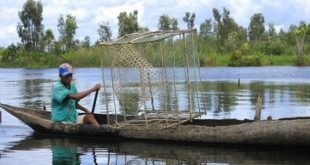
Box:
[51,63,100,126]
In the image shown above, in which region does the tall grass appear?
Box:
[0,46,103,68]
[62,47,102,67]
[261,55,296,66]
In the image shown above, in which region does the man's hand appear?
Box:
[92,84,101,92]
[69,84,101,100]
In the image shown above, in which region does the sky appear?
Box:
[1,0,310,47]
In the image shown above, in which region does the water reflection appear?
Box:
[51,138,81,165]
[1,133,310,165]
[19,79,51,108]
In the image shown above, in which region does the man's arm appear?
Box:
[76,103,91,113]
[68,84,100,100]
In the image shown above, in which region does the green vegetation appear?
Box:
[0,46,101,68]
[1,0,310,68]
[198,53,304,66]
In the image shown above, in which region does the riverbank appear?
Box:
[0,46,309,68]
[201,54,310,66]
[0,47,102,68]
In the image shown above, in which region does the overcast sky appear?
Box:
[1,0,310,47]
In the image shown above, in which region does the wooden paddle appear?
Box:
[91,90,99,114]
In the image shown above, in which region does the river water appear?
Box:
[1,67,310,164]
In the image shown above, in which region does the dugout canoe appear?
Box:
[2,103,310,147]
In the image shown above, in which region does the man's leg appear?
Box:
[83,114,99,126]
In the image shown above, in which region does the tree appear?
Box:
[17,0,43,50]
[171,18,179,30]
[65,15,78,49]
[213,9,221,23]
[278,28,287,43]
[294,22,308,65]
[199,19,212,37]
[263,23,286,56]
[57,14,78,51]
[5,44,18,60]
[158,15,170,30]
[287,24,297,46]
[198,18,217,57]
[158,15,179,31]
[118,10,139,37]
[42,29,54,52]
[57,15,66,51]
[57,15,65,44]
[183,12,196,30]
[248,13,265,41]
[52,41,62,55]
[81,36,90,48]
[98,21,112,42]
[268,22,277,38]
[212,8,245,52]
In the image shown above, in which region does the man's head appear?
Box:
[59,63,73,85]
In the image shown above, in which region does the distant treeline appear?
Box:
[0,0,309,67]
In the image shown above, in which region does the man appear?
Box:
[51,63,100,126]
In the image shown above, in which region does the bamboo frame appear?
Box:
[182,33,193,121]
[160,41,169,127]
[100,29,197,46]
[171,36,179,121]
[109,46,119,126]
[142,43,155,112]
[117,62,126,124]
[99,45,110,125]
[180,35,188,112]
[99,29,200,128]
[190,32,207,114]
[190,33,202,115]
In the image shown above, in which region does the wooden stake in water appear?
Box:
[43,102,46,111]
[254,94,262,121]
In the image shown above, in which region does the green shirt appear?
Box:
[51,80,78,123]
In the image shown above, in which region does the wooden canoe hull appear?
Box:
[0,103,119,137]
[1,103,310,147]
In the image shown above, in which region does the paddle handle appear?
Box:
[91,90,99,114]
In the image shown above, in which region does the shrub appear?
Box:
[228,43,262,66]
